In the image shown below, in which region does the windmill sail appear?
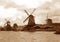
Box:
[30,9,36,15]
[24,10,29,15]
[23,16,29,23]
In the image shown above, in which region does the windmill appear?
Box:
[4,18,11,26]
[46,13,52,25]
[4,18,12,31]
[23,9,36,27]
[44,12,53,29]
[22,9,37,31]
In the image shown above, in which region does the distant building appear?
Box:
[46,19,53,26]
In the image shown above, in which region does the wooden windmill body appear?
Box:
[28,15,35,26]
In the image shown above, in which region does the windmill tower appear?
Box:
[4,18,12,31]
[23,9,36,26]
[46,13,52,26]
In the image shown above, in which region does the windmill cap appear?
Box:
[7,21,10,23]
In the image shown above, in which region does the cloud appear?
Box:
[38,2,52,10]
[0,0,26,10]
[53,0,60,3]
[0,6,17,18]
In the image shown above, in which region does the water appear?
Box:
[0,31,60,42]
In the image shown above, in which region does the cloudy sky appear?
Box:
[0,0,60,26]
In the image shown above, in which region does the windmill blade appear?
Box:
[23,16,29,23]
[5,19,7,21]
[24,10,29,16]
[30,8,36,15]
[47,13,48,19]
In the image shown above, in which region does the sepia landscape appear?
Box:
[0,0,60,42]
